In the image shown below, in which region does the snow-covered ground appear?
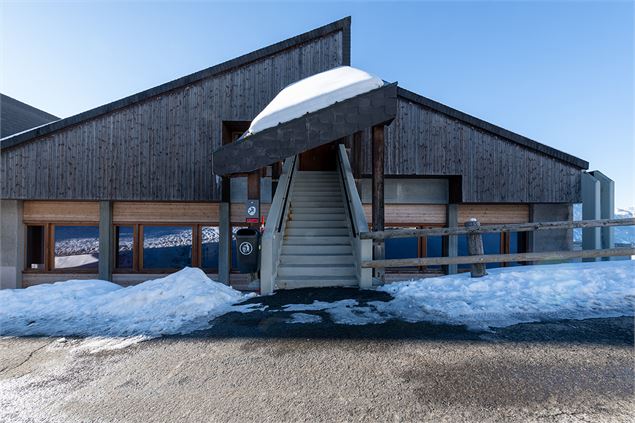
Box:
[0,267,252,339]
[272,260,634,329]
[1,261,633,347]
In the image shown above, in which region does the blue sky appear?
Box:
[2,1,633,207]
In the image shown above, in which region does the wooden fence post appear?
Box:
[465,218,487,277]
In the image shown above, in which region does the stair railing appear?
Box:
[260,155,298,294]
[336,144,372,288]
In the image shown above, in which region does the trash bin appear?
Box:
[235,228,260,273]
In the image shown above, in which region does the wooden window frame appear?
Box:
[113,222,220,274]
[24,222,100,274]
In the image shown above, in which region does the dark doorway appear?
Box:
[299,142,337,171]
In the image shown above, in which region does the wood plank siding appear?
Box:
[1,27,346,201]
[359,96,583,203]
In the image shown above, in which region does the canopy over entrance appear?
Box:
[212,66,397,175]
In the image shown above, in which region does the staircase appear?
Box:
[276,171,357,289]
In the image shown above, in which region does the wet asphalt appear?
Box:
[1,288,633,422]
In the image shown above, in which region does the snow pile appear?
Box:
[376,260,635,329]
[248,66,384,135]
[0,267,250,337]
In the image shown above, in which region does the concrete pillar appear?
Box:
[589,171,615,254]
[581,172,601,260]
[98,201,113,281]
[218,202,231,285]
[445,204,458,274]
[1,200,25,289]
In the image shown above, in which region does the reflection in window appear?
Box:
[142,226,192,269]
[54,225,99,269]
[385,229,418,271]
[425,235,443,271]
[201,226,220,270]
[26,225,45,270]
[115,226,134,269]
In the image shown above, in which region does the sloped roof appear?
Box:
[0,17,351,150]
[0,94,59,138]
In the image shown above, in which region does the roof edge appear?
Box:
[1,17,352,150]
[397,87,589,170]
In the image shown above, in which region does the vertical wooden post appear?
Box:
[219,176,231,285]
[465,219,487,277]
[445,204,458,274]
[98,201,113,281]
[352,131,362,194]
[372,124,385,281]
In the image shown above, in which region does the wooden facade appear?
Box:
[1,20,348,201]
[1,17,586,205]
[358,91,585,203]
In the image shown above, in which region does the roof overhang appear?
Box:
[212,83,398,175]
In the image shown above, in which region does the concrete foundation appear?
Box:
[1,200,24,289]
[529,203,573,253]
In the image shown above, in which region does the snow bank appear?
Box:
[0,267,250,337]
[248,66,384,135]
[377,260,635,329]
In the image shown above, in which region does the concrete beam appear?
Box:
[1,200,24,289]
[98,201,113,281]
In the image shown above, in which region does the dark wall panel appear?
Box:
[2,31,344,201]
[360,98,582,203]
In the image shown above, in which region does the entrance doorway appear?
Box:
[299,142,337,171]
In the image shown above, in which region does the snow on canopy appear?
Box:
[247,66,384,135]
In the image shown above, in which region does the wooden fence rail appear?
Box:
[360,218,635,241]
[362,247,635,269]
[361,217,635,278]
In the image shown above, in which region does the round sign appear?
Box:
[239,241,253,255]
[247,205,257,216]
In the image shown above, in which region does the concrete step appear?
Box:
[279,254,354,265]
[285,227,350,236]
[277,264,356,277]
[285,220,348,228]
[291,201,343,208]
[276,276,358,289]
[281,244,352,254]
[289,213,346,221]
[284,235,351,245]
[291,207,344,214]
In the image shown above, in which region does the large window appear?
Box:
[142,226,192,270]
[385,227,418,272]
[53,225,99,270]
[201,226,220,270]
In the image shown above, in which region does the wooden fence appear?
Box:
[360,218,635,277]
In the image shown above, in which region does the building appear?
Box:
[1,17,596,292]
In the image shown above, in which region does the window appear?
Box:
[201,226,220,270]
[425,235,443,271]
[142,226,192,270]
[115,226,134,269]
[385,229,418,272]
[53,225,99,270]
[26,225,45,270]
